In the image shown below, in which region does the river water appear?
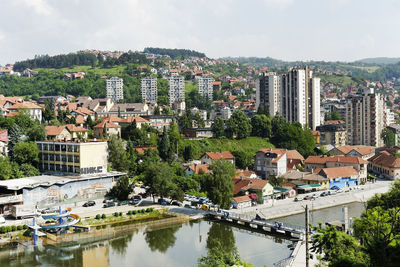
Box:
[0,202,366,267]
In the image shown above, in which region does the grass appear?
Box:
[318,73,359,88]
[339,64,380,73]
[84,209,164,226]
[34,65,127,76]
[179,136,274,159]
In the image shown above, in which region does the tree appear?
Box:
[250,114,271,138]
[0,157,13,180]
[108,135,129,172]
[108,176,132,201]
[193,112,205,128]
[232,150,253,170]
[381,128,396,147]
[271,114,286,136]
[212,117,225,138]
[183,144,196,161]
[158,128,170,161]
[13,142,39,166]
[226,110,251,139]
[145,225,182,253]
[19,164,40,177]
[43,99,56,123]
[142,162,175,201]
[168,122,181,157]
[204,160,235,209]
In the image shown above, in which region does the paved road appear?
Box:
[238,180,392,219]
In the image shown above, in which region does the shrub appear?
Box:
[119,212,122,217]
[11,226,17,232]
[5,226,11,233]
[23,230,31,237]
[101,214,106,219]
[23,225,28,229]
[95,214,101,220]
[0,226,5,234]
[17,225,23,231]
[127,211,132,215]
[114,212,119,217]
[132,210,137,215]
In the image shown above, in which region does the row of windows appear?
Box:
[39,144,80,152]
[40,164,80,173]
[41,154,80,162]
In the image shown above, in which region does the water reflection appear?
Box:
[110,232,134,255]
[144,224,182,253]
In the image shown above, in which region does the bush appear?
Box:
[0,226,5,234]
[95,214,101,220]
[5,226,11,233]
[101,214,106,219]
[114,212,119,217]
[23,230,31,237]
[17,225,23,231]
[23,225,28,229]
[11,226,17,232]
[132,210,137,215]
[119,212,122,217]
[145,208,151,213]
[127,211,132,215]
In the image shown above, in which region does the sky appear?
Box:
[0,0,400,65]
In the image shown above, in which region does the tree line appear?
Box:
[144,47,206,58]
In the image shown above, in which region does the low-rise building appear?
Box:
[183,128,213,139]
[7,102,42,121]
[45,126,72,141]
[200,152,235,165]
[232,195,252,209]
[37,140,108,176]
[0,129,8,156]
[183,164,210,177]
[316,122,346,146]
[233,177,273,204]
[281,170,330,191]
[316,166,359,188]
[329,145,375,160]
[93,121,121,138]
[254,148,288,179]
[368,151,400,180]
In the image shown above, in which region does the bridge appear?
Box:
[206,210,307,240]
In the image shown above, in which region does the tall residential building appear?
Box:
[256,72,280,116]
[168,75,185,106]
[141,77,158,102]
[197,76,214,101]
[281,67,320,130]
[345,88,386,147]
[106,77,124,103]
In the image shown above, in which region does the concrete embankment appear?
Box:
[240,180,392,220]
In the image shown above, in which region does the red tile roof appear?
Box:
[8,102,42,110]
[45,126,67,136]
[187,164,210,174]
[233,195,252,203]
[317,166,358,179]
[204,152,235,160]
[369,151,400,168]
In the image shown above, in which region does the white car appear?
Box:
[0,216,5,224]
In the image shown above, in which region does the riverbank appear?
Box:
[239,180,392,220]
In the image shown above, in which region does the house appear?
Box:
[286,150,305,170]
[329,145,375,160]
[7,102,42,121]
[232,177,274,204]
[304,155,367,182]
[65,125,88,140]
[235,169,258,179]
[254,148,288,179]
[281,170,330,191]
[368,151,400,180]
[232,195,252,209]
[183,164,210,177]
[183,128,213,139]
[93,121,121,138]
[200,152,235,165]
[316,166,359,188]
[45,126,72,141]
[142,115,174,131]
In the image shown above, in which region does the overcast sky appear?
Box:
[0,0,399,65]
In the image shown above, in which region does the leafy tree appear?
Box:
[232,150,253,170]
[108,135,129,172]
[381,128,396,147]
[19,164,40,177]
[158,129,171,161]
[212,117,225,138]
[250,114,271,138]
[268,175,284,187]
[203,159,235,209]
[43,99,56,123]
[168,122,181,157]
[226,110,251,139]
[108,176,132,201]
[183,144,196,161]
[271,114,286,136]
[0,157,13,180]
[142,162,174,200]
[193,112,205,128]
[13,142,39,166]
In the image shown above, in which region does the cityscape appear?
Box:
[1,1,400,267]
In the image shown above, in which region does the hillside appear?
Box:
[355,57,400,65]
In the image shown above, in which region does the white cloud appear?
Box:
[263,0,294,8]
[14,0,54,15]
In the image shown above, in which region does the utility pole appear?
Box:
[305,205,309,267]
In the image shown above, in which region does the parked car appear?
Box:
[330,186,340,191]
[336,189,344,194]
[40,207,59,214]
[294,197,302,202]
[83,201,96,207]
[0,216,5,224]
[103,202,116,208]
[311,194,318,199]
[320,191,328,197]
[130,195,142,206]
[158,198,168,206]
[303,195,313,200]
[170,200,183,207]
[118,201,129,206]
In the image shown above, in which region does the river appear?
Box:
[0,202,366,267]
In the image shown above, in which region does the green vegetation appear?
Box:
[86,209,162,226]
[318,73,360,88]
[144,47,206,58]
[179,137,274,160]
[381,128,396,147]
